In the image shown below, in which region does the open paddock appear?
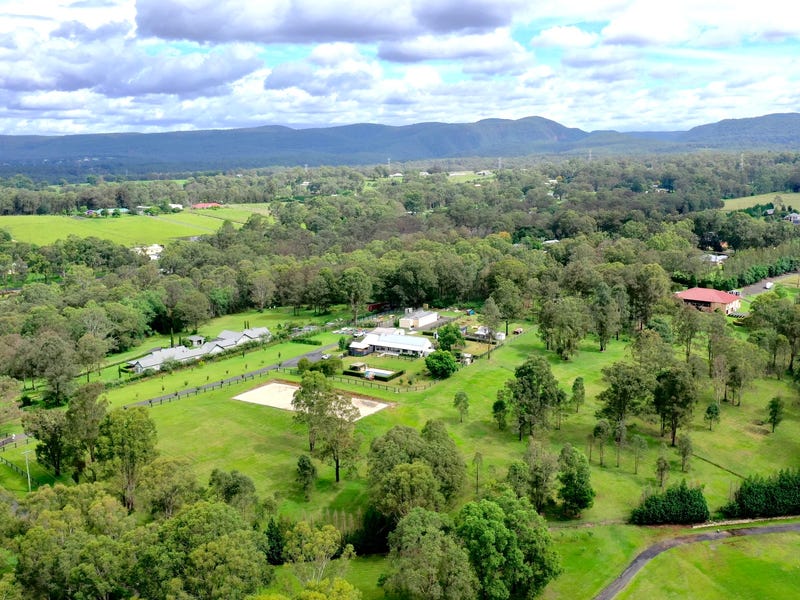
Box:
[233,380,391,420]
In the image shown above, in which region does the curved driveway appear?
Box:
[593,522,800,600]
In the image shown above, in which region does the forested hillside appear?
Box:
[2,113,799,181]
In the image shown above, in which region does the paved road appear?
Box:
[593,522,800,600]
[737,270,800,298]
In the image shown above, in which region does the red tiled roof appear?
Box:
[675,287,740,304]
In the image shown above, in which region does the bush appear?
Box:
[309,358,342,377]
[291,338,323,346]
[630,480,709,525]
[720,469,800,518]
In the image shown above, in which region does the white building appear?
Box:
[349,331,434,358]
[398,309,438,329]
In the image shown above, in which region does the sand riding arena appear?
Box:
[233,380,391,420]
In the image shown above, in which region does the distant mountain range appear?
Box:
[2,113,799,180]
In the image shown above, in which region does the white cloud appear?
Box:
[531,26,598,48]
[379,29,526,65]
[0,0,797,135]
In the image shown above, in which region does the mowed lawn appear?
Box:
[617,532,800,600]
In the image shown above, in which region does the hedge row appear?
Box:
[290,338,323,346]
[630,480,710,525]
[720,469,800,518]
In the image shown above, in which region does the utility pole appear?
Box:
[23,449,33,492]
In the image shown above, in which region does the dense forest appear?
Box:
[0,151,799,599]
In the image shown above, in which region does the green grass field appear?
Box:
[0,203,273,246]
[722,191,800,211]
[0,214,217,245]
[617,531,800,599]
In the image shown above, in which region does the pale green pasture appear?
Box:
[447,171,496,183]
[0,214,217,245]
[0,206,272,246]
[722,191,800,211]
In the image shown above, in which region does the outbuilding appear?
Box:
[398,309,438,329]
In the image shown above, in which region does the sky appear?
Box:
[1,0,799,136]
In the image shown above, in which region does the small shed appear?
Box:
[399,309,438,329]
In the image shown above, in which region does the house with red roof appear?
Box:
[191,202,222,209]
[675,287,741,315]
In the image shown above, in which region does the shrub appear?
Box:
[291,338,323,346]
[720,469,800,518]
[630,480,709,525]
[309,358,342,377]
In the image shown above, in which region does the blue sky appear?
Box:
[0,0,798,135]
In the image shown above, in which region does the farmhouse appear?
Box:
[675,287,741,315]
[398,309,439,329]
[126,327,271,373]
[349,331,434,358]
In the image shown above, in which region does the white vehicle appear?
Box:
[764,282,774,289]
[321,354,331,360]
